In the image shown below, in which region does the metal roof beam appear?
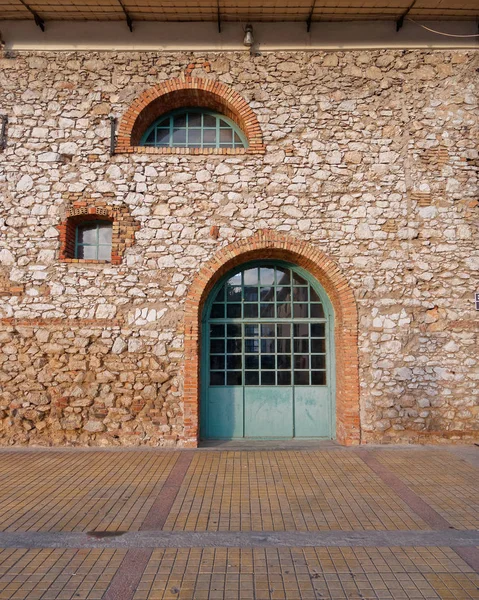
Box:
[397,0,417,31]
[18,0,45,32]
[117,0,133,32]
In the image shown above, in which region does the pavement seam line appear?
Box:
[102,451,194,600]
[355,448,479,574]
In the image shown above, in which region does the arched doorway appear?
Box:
[183,230,360,447]
[200,260,335,440]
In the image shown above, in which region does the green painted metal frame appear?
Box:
[140,108,248,149]
[200,259,336,440]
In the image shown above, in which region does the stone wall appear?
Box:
[0,49,477,446]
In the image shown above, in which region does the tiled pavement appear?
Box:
[0,445,478,599]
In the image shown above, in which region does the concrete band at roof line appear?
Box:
[1,21,479,50]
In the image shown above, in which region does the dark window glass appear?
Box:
[227,339,242,353]
[261,371,275,385]
[311,355,326,369]
[310,304,325,318]
[210,339,225,353]
[210,355,225,370]
[210,324,224,338]
[278,372,291,386]
[311,339,326,353]
[227,304,241,318]
[311,323,325,338]
[210,304,224,318]
[227,371,242,385]
[244,304,258,318]
[245,371,259,385]
[294,371,309,385]
[227,355,242,370]
[245,355,259,369]
[312,371,327,385]
[261,355,275,370]
[227,324,241,337]
[210,371,225,386]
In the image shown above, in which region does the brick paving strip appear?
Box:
[355,449,479,574]
[0,529,478,549]
[101,451,194,600]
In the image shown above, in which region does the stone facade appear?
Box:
[0,49,477,447]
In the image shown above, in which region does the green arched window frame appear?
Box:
[140,108,248,150]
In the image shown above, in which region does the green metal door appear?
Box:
[201,261,335,439]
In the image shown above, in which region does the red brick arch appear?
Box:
[116,77,265,155]
[182,230,360,447]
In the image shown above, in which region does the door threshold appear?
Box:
[198,439,339,450]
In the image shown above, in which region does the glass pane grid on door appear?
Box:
[209,322,326,387]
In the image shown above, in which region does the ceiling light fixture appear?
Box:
[243,24,254,47]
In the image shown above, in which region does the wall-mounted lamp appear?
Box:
[243,24,254,47]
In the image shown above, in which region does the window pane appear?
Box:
[98,223,112,244]
[311,324,325,338]
[244,286,258,301]
[294,324,309,338]
[156,129,170,145]
[245,324,259,337]
[203,129,216,144]
[210,324,225,338]
[277,339,291,353]
[210,304,224,318]
[276,304,291,318]
[276,287,291,302]
[243,268,258,285]
[227,339,242,353]
[310,304,325,318]
[311,339,326,353]
[188,128,201,145]
[293,303,308,318]
[174,114,187,127]
[293,287,308,302]
[260,268,275,285]
[210,339,225,353]
[294,339,309,353]
[203,114,216,127]
[172,128,186,145]
[276,268,291,285]
[245,355,259,369]
[311,355,326,369]
[234,133,243,145]
[310,288,321,302]
[227,324,241,337]
[261,339,275,353]
[260,287,273,301]
[261,324,275,338]
[244,304,258,318]
[293,272,307,285]
[277,324,291,338]
[214,288,224,302]
[278,372,291,386]
[245,371,259,385]
[260,304,274,318]
[277,355,291,370]
[210,355,225,370]
[227,355,242,370]
[97,245,112,261]
[220,129,233,144]
[227,371,242,385]
[294,371,309,385]
[189,113,202,127]
[245,339,259,353]
[77,224,97,245]
[261,355,275,370]
[227,304,241,318]
[77,245,97,260]
[144,130,155,145]
[210,371,225,386]
[294,355,309,369]
[261,371,275,385]
[312,371,326,385]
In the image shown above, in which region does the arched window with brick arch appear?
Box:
[58,204,139,265]
[116,77,265,156]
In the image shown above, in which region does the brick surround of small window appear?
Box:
[116,77,265,155]
[58,203,139,265]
